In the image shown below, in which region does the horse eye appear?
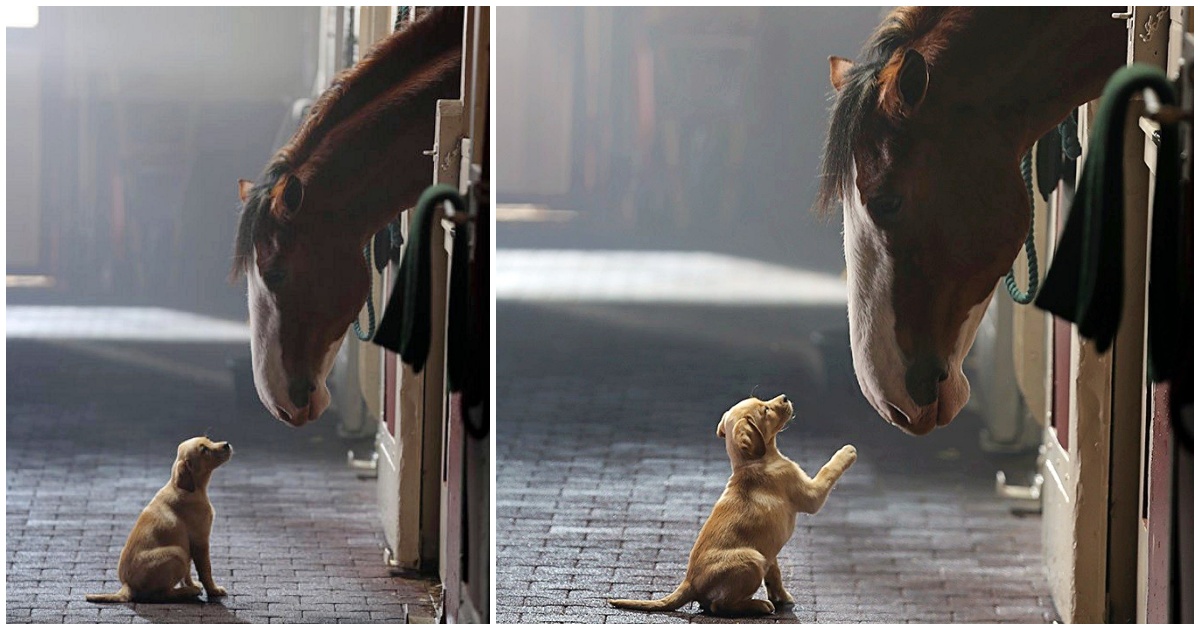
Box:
[867,195,902,220]
[262,269,286,288]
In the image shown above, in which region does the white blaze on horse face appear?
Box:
[247,254,291,424]
[842,185,909,427]
[247,252,341,426]
[842,175,993,433]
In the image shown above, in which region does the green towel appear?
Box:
[373,184,467,373]
[1035,64,1182,382]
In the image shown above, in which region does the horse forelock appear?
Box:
[814,6,962,217]
[230,160,290,281]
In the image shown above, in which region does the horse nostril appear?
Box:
[885,403,911,428]
[937,369,949,383]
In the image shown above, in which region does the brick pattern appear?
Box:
[496,303,1058,624]
[6,339,438,623]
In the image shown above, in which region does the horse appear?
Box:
[230,7,463,426]
[817,7,1125,435]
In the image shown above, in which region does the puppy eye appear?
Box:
[200,445,209,453]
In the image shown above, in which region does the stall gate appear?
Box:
[323,5,489,622]
[1011,6,1192,623]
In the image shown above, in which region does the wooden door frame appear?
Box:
[1036,6,1185,621]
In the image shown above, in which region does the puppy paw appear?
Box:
[836,444,857,466]
[177,585,203,598]
[205,585,227,598]
[769,594,795,610]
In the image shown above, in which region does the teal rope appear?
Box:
[1005,150,1039,304]
[353,243,376,341]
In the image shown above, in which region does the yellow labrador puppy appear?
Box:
[609,395,856,616]
[86,437,233,603]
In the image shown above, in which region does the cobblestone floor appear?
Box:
[496,302,1058,624]
[6,338,438,623]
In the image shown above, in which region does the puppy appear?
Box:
[86,437,233,603]
[609,395,856,616]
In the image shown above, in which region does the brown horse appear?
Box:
[818,7,1124,435]
[231,7,463,426]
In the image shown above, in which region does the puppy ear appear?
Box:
[716,411,730,438]
[733,418,767,459]
[173,459,196,493]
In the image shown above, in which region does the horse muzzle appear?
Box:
[880,368,969,435]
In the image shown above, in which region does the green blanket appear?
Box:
[1034,64,1182,381]
[373,184,467,373]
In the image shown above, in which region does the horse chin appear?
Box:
[306,380,332,424]
[290,338,341,426]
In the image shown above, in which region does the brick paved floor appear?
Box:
[496,302,1058,624]
[6,338,438,623]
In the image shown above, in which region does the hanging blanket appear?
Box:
[1034,64,1182,382]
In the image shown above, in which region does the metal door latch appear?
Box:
[384,545,400,567]
[346,449,378,479]
[996,471,1044,515]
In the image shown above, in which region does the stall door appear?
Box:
[1038,97,1119,623]
[355,5,459,572]
[1039,7,1176,622]
[1135,6,1192,623]
[375,105,462,575]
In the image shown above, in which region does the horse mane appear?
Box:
[231,6,464,280]
[814,7,965,216]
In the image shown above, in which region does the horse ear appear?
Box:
[270,174,305,220]
[894,48,928,112]
[829,56,854,91]
[237,179,254,203]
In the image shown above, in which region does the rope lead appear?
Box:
[1005,150,1040,304]
[353,244,376,341]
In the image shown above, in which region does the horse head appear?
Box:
[819,15,1030,435]
[234,168,370,426]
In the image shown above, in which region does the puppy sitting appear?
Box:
[609,395,856,616]
[87,437,233,603]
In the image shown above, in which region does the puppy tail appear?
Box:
[85,586,131,603]
[608,582,692,612]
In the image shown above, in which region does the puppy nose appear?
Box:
[221,443,232,452]
[905,356,948,407]
[287,380,315,409]
[781,395,790,403]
